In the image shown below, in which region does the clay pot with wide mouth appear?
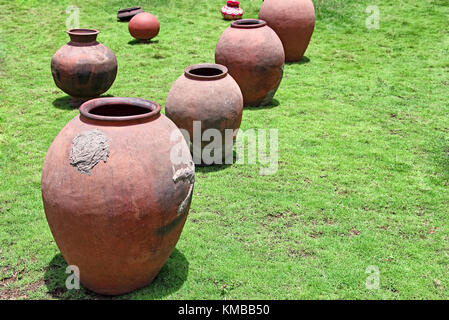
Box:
[51,29,118,107]
[215,19,284,107]
[41,97,194,295]
[117,6,144,21]
[259,0,315,62]
[165,64,243,166]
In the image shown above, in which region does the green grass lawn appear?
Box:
[0,0,448,299]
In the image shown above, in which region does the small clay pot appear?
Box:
[221,1,244,20]
[259,0,315,62]
[42,97,194,295]
[215,19,284,107]
[51,29,117,107]
[117,6,144,21]
[128,12,160,42]
[165,64,243,165]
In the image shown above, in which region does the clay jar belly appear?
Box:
[51,29,118,107]
[259,0,315,62]
[41,97,194,295]
[165,64,243,165]
[215,19,285,107]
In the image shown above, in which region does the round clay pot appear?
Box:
[117,6,144,21]
[259,0,315,62]
[41,97,194,295]
[128,12,160,42]
[165,64,243,165]
[221,1,244,20]
[215,19,284,107]
[51,29,117,108]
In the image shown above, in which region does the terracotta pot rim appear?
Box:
[67,29,100,37]
[231,19,266,29]
[80,97,161,122]
[118,6,142,13]
[184,63,228,81]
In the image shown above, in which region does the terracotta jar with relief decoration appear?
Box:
[41,97,194,295]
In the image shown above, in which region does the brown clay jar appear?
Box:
[51,29,118,107]
[165,64,243,165]
[41,97,194,295]
[259,0,315,62]
[215,19,284,107]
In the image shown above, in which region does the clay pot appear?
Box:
[41,97,194,295]
[259,0,315,62]
[165,64,243,165]
[221,1,244,20]
[215,19,284,107]
[117,6,144,21]
[128,12,160,42]
[51,29,117,108]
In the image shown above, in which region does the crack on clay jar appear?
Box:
[69,129,109,175]
[172,160,195,215]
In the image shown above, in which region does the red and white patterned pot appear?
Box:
[221,1,244,20]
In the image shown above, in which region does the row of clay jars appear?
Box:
[43,1,317,296]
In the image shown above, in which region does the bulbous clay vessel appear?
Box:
[259,0,315,62]
[128,12,160,42]
[215,19,284,107]
[41,97,195,295]
[51,29,118,107]
[165,64,243,165]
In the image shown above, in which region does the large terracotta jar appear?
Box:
[259,0,315,62]
[165,64,243,165]
[51,29,118,107]
[41,97,195,295]
[215,19,284,107]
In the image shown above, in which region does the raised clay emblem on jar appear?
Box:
[172,160,195,215]
[69,129,109,175]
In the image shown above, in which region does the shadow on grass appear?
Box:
[194,150,240,173]
[244,98,280,110]
[51,96,74,111]
[52,95,114,110]
[44,248,189,300]
[128,39,159,45]
[286,56,310,65]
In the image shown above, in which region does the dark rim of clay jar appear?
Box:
[80,97,161,122]
[118,6,142,13]
[231,19,266,29]
[67,29,99,43]
[184,63,228,81]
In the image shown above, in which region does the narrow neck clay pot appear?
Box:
[51,29,118,107]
